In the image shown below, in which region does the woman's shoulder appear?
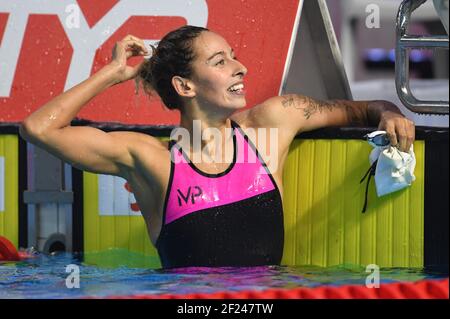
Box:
[109,130,169,150]
[107,131,171,169]
[231,95,287,129]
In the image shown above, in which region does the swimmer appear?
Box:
[20,26,415,268]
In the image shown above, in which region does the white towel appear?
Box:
[368,142,416,197]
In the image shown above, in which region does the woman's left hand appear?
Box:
[377,111,415,152]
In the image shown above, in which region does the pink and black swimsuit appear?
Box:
[156,120,284,268]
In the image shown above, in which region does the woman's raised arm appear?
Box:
[19,35,156,178]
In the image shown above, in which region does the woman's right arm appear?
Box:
[20,35,152,178]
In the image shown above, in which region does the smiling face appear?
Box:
[188,31,248,111]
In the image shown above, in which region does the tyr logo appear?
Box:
[0,0,208,97]
[177,186,203,206]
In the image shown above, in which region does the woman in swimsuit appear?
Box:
[20,26,415,268]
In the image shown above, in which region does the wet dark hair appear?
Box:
[136,25,209,110]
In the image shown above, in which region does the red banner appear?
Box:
[0,0,301,125]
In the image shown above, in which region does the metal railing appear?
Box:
[396,0,449,114]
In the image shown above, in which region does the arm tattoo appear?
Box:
[281,95,333,119]
[302,98,333,119]
[281,95,298,109]
[281,95,368,125]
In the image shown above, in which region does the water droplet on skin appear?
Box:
[49,91,54,96]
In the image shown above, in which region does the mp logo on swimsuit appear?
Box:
[177,186,203,206]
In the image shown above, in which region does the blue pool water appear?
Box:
[0,250,447,299]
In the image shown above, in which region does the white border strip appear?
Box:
[278,0,304,95]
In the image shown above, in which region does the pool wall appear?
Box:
[80,128,428,268]
[0,134,19,248]
[0,125,448,270]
